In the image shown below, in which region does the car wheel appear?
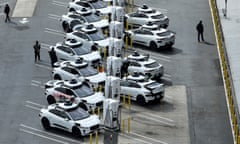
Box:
[69,8,75,12]
[72,126,82,137]
[149,41,158,50]
[136,95,146,106]
[47,96,56,104]
[54,74,61,80]
[41,117,51,130]
[62,22,70,32]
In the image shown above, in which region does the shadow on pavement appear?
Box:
[157,47,183,55]
[203,41,215,45]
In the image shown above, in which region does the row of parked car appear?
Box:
[39,0,171,138]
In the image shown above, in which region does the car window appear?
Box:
[156,31,171,37]
[69,14,81,19]
[81,34,90,40]
[76,1,91,8]
[129,62,141,67]
[55,87,67,93]
[144,61,159,68]
[73,32,83,38]
[90,0,107,9]
[62,67,73,73]
[71,68,80,75]
[78,66,98,77]
[66,88,75,96]
[120,80,128,87]
[83,13,101,23]
[68,107,90,120]
[128,81,141,88]
[151,14,164,19]
[142,30,153,35]
[57,46,73,54]
[134,29,145,34]
[70,20,83,28]
[72,83,94,97]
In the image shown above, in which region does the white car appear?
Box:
[51,39,101,67]
[60,10,109,32]
[124,22,175,49]
[68,0,111,15]
[44,79,105,111]
[125,5,169,28]
[39,102,100,137]
[120,72,164,105]
[52,59,106,88]
[122,51,164,79]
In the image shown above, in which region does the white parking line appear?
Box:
[120,133,152,144]
[30,83,39,87]
[164,74,171,78]
[135,113,175,127]
[35,63,52,70]
[161,76,172,81]
[49,16,60,20]
[20,124,82,144]
[41,43,51,47]
[48,13,61,18]
[141,112,174,123]
[25,105,41,111]
[45,30,65,37]
[31,80,42,84]
[41,46,50,50]
[52,0,68,5]
[26,101,45,107]
[131,131,168,144]
[19,128,69,144]
[52,1,67,8]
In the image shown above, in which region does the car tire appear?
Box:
[72,126,82,137]
[69,8,75,12]
[54,74,61,80]
[47,96,56,104]
[41,117,51,130]
[136,95,146,106]
[149,41,158,50]
[62,21,70,32]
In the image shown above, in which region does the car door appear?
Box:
[120,80,139,98]
[61,67,76,80]
[54,87,68,102]
[132,13,148,26]
[55,46,72,61]
[49,109,72,131]
[132,29,145,45]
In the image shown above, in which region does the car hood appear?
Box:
[75,115,100,127]
[86,72,106,84]
[91,19,109,29]
[81,92,105,104]
[95,37,110,47]
[78,51,101,62]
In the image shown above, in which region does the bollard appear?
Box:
[130,36,133,49]
[128,117,131,133]
[128,94,131,110]
[99,85,102,92]
[238,135,240,144]
[90,133,93,144]
[95,131,98,144]
[125,36,128,49]
[123,95,126,109]
[98,107,101,119]
[92,108,95,115]
[104,47,107,60]
[122,119,125,133]
[131,0,134,12]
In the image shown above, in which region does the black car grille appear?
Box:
[96,101,103,107]
[90,124,99,131]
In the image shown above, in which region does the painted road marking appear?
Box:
[31,80,42,84]
[20,128,69,144]
[12,0,38,17]
[120,133,152,144]
[131,131,168,144]
[20,124,83,144]
[30,83,39,87]
[25,105,41,111]
[31,80,45,88]
[48,13,61,20]
[35,63,52,70]
[41,43,51,50]
[45,28,65,37]
[52,0,68,7]
[26,100,45,108]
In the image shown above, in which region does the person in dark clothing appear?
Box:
[33,41,41,62]
[196,20,204,42]
[4,4,10,23]
[48,48,58,67]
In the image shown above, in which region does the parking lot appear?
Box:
[0,0,233,144]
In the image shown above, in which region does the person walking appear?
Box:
[4,4,11,23]
[196,20,204,42]
[48,48,58,67]
[33,41,41,62]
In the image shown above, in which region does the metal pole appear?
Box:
[224,0,227,18]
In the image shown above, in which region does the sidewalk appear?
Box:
[216,1,240,114]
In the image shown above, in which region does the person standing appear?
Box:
[33,41,41,62]
[48,48,58,67]
[4,4,11,23]
[196,20,204,42]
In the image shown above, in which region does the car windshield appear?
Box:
[156,31,170,37]
[68,107,90,120]
[151,14,164,19]
[144,61,159,68]
[88,31,105,41]
[79,66,98,77]
[84,14,101,23]
[72,83,94,97]
[91,0,107,9]
[72,47,89,55]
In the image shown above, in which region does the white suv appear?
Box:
[39,102,100,137]
[120,73,164,105]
